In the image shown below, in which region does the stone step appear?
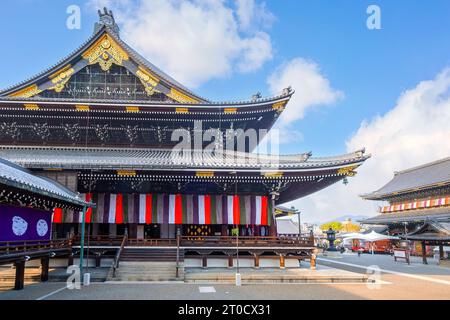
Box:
[0,267,42,282]
[108,261,184,282]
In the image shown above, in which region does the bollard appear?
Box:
[235,273,242,286]
[83,272,91,286]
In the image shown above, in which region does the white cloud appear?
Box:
[88,0,273,88]
[268,58,344,125]
[288,67,450,223]
[236,0,275,31]
[266,57,343,145]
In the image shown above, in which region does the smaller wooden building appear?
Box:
[0,157,91,289]
[402,220,450,264]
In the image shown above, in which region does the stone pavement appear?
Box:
[318,252,450,283]
[0,253,448,300]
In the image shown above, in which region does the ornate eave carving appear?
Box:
[48,65,75,93]
[167,87,199,104]
[135,66,160,95]
[8,84,43,98]
[337,165,358,177]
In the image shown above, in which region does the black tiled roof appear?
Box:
[0,158,90,208]
[362,157,450,200]
[401,220,450,241]
[0,146,369,172]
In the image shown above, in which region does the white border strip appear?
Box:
[318,258,450,286]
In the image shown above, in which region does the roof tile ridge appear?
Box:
[394,156,450,176]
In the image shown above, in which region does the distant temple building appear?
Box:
[0,9,369,240]
[361,157,450,257]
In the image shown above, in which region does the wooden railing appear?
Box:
[127,238,178,246]
[0,239,72,256]
[72,235,124,246]
[112,234,128,278]
[71,235,314,248]
[180,236,314,247]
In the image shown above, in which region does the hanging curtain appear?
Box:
[53,193,272,226]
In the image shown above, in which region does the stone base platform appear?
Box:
[184,264,368,284]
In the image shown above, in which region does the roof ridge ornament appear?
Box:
[94,7,120,36]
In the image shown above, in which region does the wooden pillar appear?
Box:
[254,254,260,269]
[41,257,49,282]
[439,245,444,260]
[202,256,208,269]
[228,255,233,268]
[95,254,101,268]
[221,225,228,236]
[68,254,74,267]
[279,254,285,269]
[14,260,25,290]
[269,198,277,236]
[421,241,428,265]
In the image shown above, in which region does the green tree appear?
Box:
[320,221,343,231]
[341,222,360,232]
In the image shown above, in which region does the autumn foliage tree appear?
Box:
[320,221,343,231]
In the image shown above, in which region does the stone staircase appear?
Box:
[107,248,185,281]
[120,248,182,262]
[107,261,184,281]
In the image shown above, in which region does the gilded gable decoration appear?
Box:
[48,65,75,93]
[81,34,129,71]
[167,88,199,104]
[136,66,160,95]
[8,84,43,98]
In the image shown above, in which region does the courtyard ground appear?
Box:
[0,253,448,300]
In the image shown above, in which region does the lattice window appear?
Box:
[38,64,173,101]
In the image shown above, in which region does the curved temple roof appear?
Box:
[0,11,293,107]
[362,157,450,200]
[0,158,91,209]
[0,146,369,172]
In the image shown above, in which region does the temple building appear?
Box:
[361,157,450,258]
[0,9,369,240]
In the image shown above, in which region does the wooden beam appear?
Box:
[41,257,49,282]
[439,245,445,260]
[14,260,25,290]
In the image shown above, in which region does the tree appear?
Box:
[320,221,343,231]
[341,222,361,232]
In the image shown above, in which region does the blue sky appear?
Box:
[1,1,450,222]
[1,0,450,156]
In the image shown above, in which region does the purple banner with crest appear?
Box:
[0,205,52,241]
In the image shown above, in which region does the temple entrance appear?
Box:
[144,224,161,239]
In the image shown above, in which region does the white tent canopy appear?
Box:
[343,230,399,242]
[338,232,362,239]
